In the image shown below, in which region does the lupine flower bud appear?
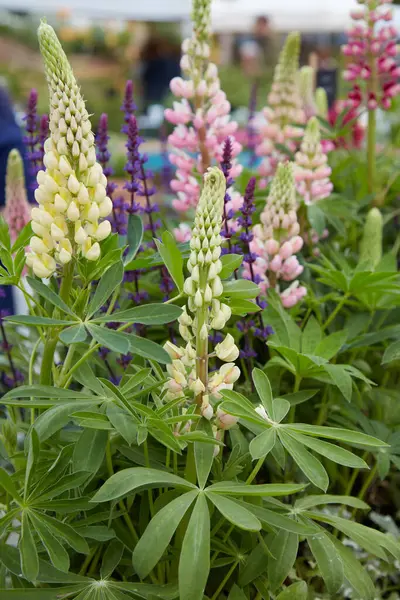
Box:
[315,88,329,118]
[215,333,240,362]
[215,407,238,430]
[256,32,305,181]
[3,149,31,243]
[359,207,383,268]
[294,117,333,205]
[25,22,112,277]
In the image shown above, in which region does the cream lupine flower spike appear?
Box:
[164,167,240,422]
[26,22,112,278]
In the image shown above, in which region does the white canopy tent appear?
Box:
[0,0,380,32]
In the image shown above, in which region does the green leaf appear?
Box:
[268,530,298,591]
[106,404,138,445]
[121,369,151,394]
[207,492,261,531]
[2,385,94,401]
[252,368,274,419]
[295,495,369,511]
[26,277,76,317]
[87,261,124,318]
[0,587,84,599]
[86,324,130,354]
[179,493,210,600]
[285,424,387,448]
[278,389,317,407]
[93,304,182,325]
[223,279,260,299]
[128,333,171,364]
[206,481,305,497]
[0,468,23,504]
[249,429,276,460]
[124,214,143,265]
[324,364,353,401]
[239,534,270,586]
[11,221,33,254]
[307,204,325,236]
[273,398,290,423]
[302,317,322,354]
[74,363,105,396]
[92,467,196,503]
[329,534,375,600]
[72,411,113,430]
[236,500,314,535]
[101,539,124,579]
[29,512,70,573]
[382,340,400,365]
[315,330,347,360]
[3,315,73,327]
[20,512,39,581]
[25,428,40,498]
[308,532,344,594]
[37,513,89,554]
[228,298,261,316]
[59,324,87,345]
[279,430,329,491]
[72,429,108,474]
[276,582,308,600]
[194,419,215,489]
[228,585,248,600]
[219,254,243,279]
[289,431,368,469]
[132,489,198,579]
[154,231,184,291]
[0,543,89,584]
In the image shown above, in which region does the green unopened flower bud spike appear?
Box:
[26,22,112,281]
[359,207,383,269]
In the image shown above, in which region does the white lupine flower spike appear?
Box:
[163,166,240,432]
[25,21,112,278]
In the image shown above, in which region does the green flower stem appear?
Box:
[288,375,302,424]
[353,461,378,519]
[40,262,74,386]
[106,435,140,547]
[246,456,265,485]
[29,336,42,424]
[210,560,239,600]
[79,545,98,576]
[143,440,155,516]
[164,292,184,305]
[322,293,349,332]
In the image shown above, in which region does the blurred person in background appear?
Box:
[139,35,180,113]
[238,15,274,77]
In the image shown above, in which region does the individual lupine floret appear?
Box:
[3,149,31,243]
[245,163,306,308]
[25,22,112,278]
[165,0,242,213]
[164,168,240,418]
[294,117,333,205]
[256,32,305,182]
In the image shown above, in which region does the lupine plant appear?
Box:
[0,1,400,598]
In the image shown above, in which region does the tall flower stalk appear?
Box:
[165,0,242,213]
[342,0,399,194]
[164,168,240,422]
[256,32,305,183]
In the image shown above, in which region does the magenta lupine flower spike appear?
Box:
[343,0,399,110]
[256,32,305,183]
[165,0,242,213]
[246,163,306,309]
[4,149,31,243]
[294,117,333,205]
